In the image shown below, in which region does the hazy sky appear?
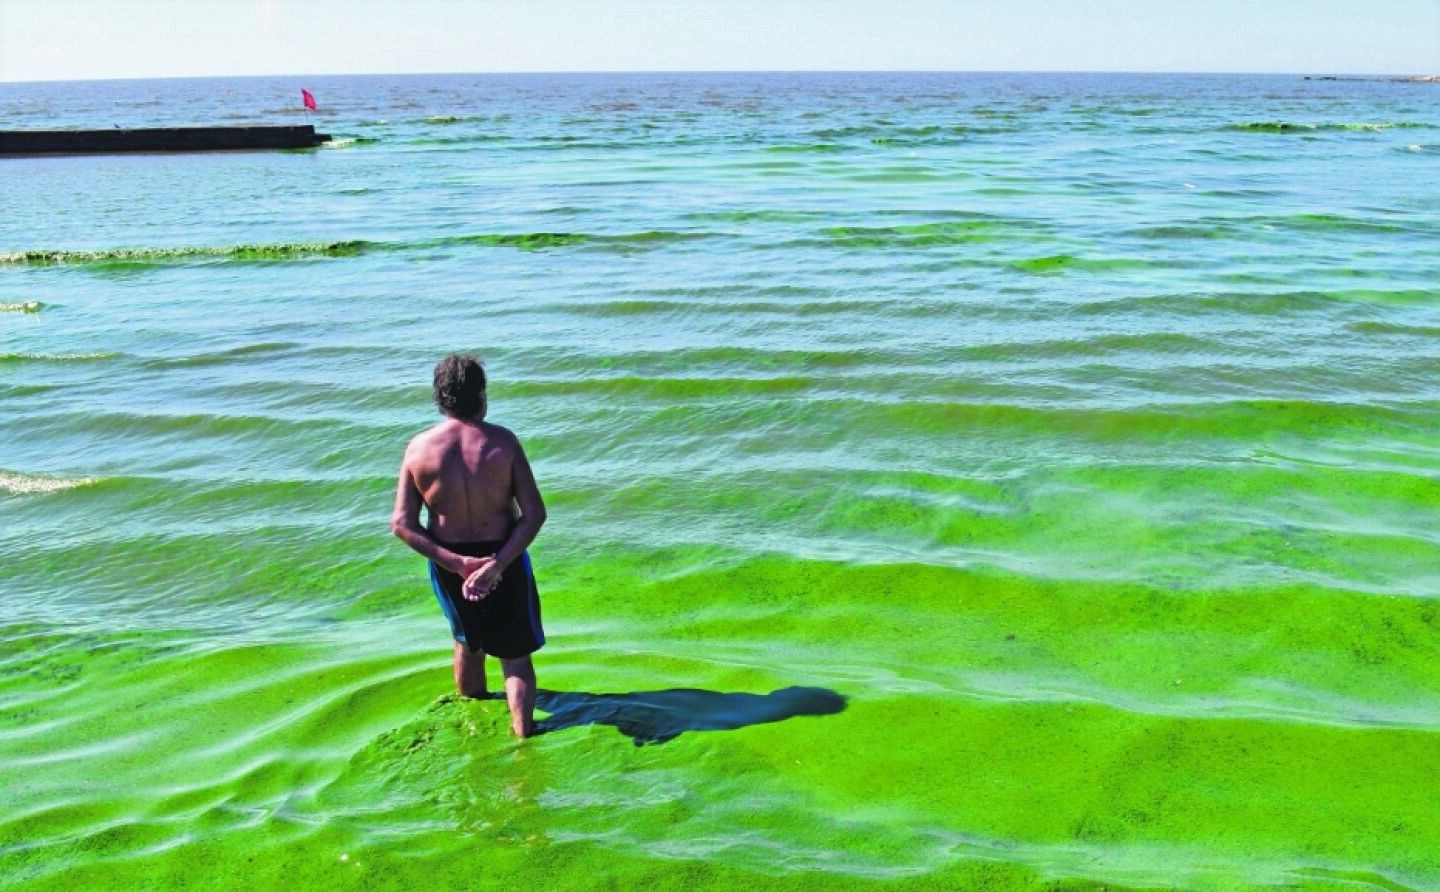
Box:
[1,0,1436,82]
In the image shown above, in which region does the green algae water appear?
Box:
[2,72,1439,890]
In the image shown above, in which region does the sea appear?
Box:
[1,72,1438,891]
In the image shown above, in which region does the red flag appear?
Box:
[301,89,317,111]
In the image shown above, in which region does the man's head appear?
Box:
[433,353,487,420]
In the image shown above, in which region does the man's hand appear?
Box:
[453,554,488,579]
[461,557,501,601]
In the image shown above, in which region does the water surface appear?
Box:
[2,72,1438,890]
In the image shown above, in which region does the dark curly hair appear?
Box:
[433,353,487,419]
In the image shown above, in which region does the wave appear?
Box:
[522,345,882,377]
[1230,120,1434,133]
[508,373,818,399]
[866,398,1440,447]
[140,342,304,369]
[0,383,54,398]
[442,232,591,250]
[406,133,696,151]
[401,134,514,147]
[1249,213,1419,235]
[764,142,851,153]
[0,351,120,362]
[1130,214,1422,238]
[1068,288,1428,317]
[409,113,508,125]
[68,408,381,440]
[548,297,888,318]
[810,125,943,139]
[1346,321,1440,336]
[446,230,716,250]
[956,331,1216,360]
[804,124,978,146]
[0,241,370,266]
[1010,254,1167,274]
[0,471,97,495]
[817,221,1008,247]
[1320,288,1440,305]
[629,284,818,300]
[842,168,950,183]
[0,301,42,313]
[1128,225,1230,240]
[319,137,379,149]
[0,229,719,268]
[516,394,1433,455]
[682,210,831,224]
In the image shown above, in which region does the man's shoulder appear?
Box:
[405,421,454,455]
[481,421,520,446]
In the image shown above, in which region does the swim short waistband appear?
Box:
[436,539,508,557]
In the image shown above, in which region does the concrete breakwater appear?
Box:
[0,125,331,155]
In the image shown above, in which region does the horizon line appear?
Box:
[3,68,1435,86]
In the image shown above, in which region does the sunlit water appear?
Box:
[2,73,1438,890]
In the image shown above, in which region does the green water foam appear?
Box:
[819,221,1007,247]
[1011,254,1165,274]
[0,242,370,266]
[0,228,722,268]
[446,232,592,250]
[2,552,1436,891]
[1229,121,1434,133]
[0,351,121,363]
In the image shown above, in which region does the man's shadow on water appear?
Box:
[531,686,846,745]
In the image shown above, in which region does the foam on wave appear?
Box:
[0,471,97,495]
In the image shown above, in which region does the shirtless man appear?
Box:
[391,354,547,737]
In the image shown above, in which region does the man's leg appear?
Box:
[454,640,487,698]
[499,656,536,737]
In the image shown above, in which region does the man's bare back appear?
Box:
[394,416,545,599]
[405,419,522,543]
[391,354,546,737]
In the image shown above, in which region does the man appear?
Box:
[391,354,547,737]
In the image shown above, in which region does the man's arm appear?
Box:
[494,437,547,571]
[462,437,546,598]
[390,449,485,577]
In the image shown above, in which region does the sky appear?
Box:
[1,0,1437,82]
